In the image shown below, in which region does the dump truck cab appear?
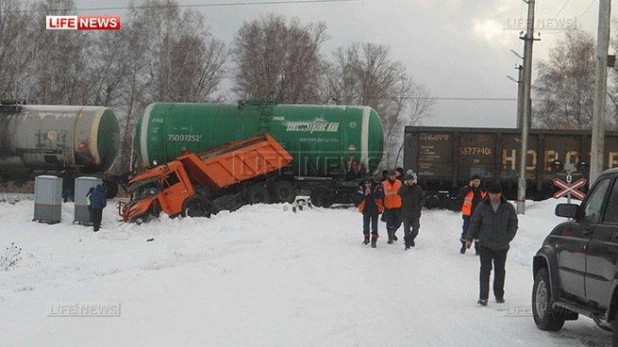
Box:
[123,161,194,222]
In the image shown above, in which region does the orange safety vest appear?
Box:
[357,190,385,214]
[461,189,487,216]
[382,179,402,209]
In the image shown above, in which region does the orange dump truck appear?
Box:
[120,134,293,223]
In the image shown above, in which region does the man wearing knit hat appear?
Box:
[398,171,424,250]
[466,181,518,307]
[459,175,487,254]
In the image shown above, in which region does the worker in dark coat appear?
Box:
[89,184,107,232]
[397,172,425,250]
[354,177,384,248]
[466,182,518,306]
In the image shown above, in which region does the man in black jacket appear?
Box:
[398,172,425,250]
[466,182,518,306]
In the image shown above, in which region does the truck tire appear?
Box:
[104,180,119,199]
[270,181,296,203]
[532,268,565,331]
[182,198,212,218]
[247,185,271,205]
[310,186,333,208]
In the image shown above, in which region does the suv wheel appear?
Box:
[612,298,618,347]
[532,268,565,331]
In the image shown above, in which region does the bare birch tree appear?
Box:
[327,43,435,168]
[232,14,328,103]
[0,0,39,100]
[534,30,596,129]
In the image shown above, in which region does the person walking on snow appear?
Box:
[354,177,384,248]
[398,172,424,250]
[465,182,518,307]
[382,169,403,244]
[459,175,487,254]
[89,184,107,232]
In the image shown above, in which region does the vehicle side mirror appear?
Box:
[555,203,578,218]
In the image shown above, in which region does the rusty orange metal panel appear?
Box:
[188,134,293,189]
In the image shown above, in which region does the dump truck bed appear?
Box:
[177,134,293,190]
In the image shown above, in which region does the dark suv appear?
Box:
[533,168,618,346]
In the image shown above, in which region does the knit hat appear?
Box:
[388,169,396,176]
[488,182,502,194]
[471,175,481,181]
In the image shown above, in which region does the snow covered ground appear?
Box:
[0,196,612,347]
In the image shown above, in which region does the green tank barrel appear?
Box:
[137,102,384,177]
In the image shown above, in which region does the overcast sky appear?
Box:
[72,0,613,128]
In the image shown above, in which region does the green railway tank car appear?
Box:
[136,101,384,178]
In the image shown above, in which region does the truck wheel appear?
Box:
[270,181,296,203]
[182,198,211,218]
[532,268,565,331]
[310,186,333,208]
[424,195,440,209]
[104,180,118,199]
[247,185,270,205]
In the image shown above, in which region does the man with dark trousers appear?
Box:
[354,177,384,248]
[382,169,403,244]
[459,175,487,254]
[466,182,518,306]
[397,172,424,250]
[89,184,107,232]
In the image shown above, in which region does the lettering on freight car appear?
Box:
[167,134,203,142]
[298,138,339,143]
[419,134,450,141]
[459,147,492,155]
[284,118,340,133]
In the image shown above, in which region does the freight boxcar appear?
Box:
[403,126,618,209]
[135,100,385,207]
[0,101,121,198]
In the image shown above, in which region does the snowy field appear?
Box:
[0,195,612,347]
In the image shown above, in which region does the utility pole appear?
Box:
[517,0,536,215]
[516,64,524,129]
[591,0,611,184]
[509,49,524,129]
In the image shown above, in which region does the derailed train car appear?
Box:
[403,126,618,209]
[0,101,121,198]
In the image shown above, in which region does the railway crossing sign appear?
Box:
[553,178,587,200]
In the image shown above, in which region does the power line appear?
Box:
[542,0,595,36]
[6,0,360,13]
[553,0,570,18]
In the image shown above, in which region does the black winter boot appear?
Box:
[474,241,480,256]
[387,231,394,244]
[460,241,466,254]
[393,234,398,241]
[363,234,370,245]
[371,236,377,248]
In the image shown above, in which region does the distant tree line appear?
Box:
[0,0,434,172]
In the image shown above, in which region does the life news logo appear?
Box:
[46,15,121,31]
